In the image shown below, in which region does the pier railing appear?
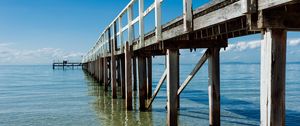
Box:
[82,0,194,63]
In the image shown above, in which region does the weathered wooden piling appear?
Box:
[121,55,126,99]
[125,42,132,110]
[146,56,152,100]
[260,29,286,126]
[103,57,108,91]
[208,48,220,126]
[132,57,138,91]
[166,49,179,126]
[138,55,147,111]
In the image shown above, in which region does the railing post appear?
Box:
[139,0,144,48]
[155,0,162,41]
[128,5,133,45]
[118,17,123,52]
[183,0,193,32]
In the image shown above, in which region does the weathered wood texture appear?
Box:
[258,0,295,10]
[208,48,220,126]
[166,49,179,126]
[99,58,103,84]
[258,3,300,30]
[111,46,117,99]
[133,57,138,91]
[125,43,132,110]
[138,56,147,111]
[260,28,286,126]
[121,56,126,99]
[147,56,152,99]
[104,57,108,91]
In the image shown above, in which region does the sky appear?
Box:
[0,0,299,65]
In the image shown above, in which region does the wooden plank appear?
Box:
[193,0,243,31]
[147,56,152,99]
[177,50,208,95]
[258,0,295,10]
[260,28,286,126]
[208,48,220,126]
[147,69,167,108]
[166,49,179,126]
[138,55,147,111]
[125,42,133,110]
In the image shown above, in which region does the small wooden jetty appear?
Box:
[82,0,300,125]
[52,61,82,69]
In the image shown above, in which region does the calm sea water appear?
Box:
[0,63,299,126]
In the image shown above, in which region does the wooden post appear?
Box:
[138,0,144,48]
[95,58,99,80]
[104,57,108,91]
[138,55,147,111]
[117,58,121,87]
[121,55,126,99]
[208,48,220,126]
[183,0,192,32]
[99,58,103,85]
[111,23,117,99]
[166,49,179,126]
[155,0,161,40]
[133,57,138,91]
[125,42,132,110]
[111,54,117,98]
[260,28,286,126]
[147,56,152,99]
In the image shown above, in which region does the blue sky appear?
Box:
[0,0,299,65]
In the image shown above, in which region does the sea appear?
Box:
[0,63,299,126]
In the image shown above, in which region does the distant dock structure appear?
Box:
[52,60,82,70]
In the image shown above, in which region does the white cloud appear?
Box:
[224,38,300,52]
[288,39,300,46]
[0,42,84,65]
[224,40,261,52]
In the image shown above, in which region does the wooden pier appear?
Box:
[82,0,300,125]
[53,61,82,69]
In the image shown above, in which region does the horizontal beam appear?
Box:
[163,39,228,49]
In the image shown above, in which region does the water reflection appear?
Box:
[84,71,154,126]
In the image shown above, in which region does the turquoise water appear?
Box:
[0,64,299,126]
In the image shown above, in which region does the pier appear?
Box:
[82,0,300,125]
[53,61,82,69]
